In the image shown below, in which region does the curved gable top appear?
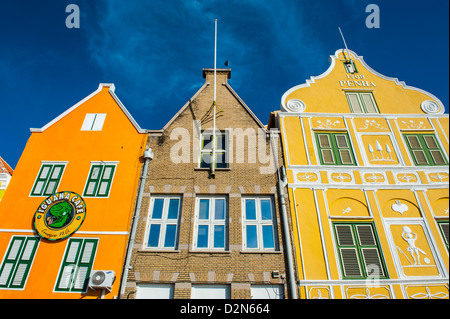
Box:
[281,49,445,115]
[30,83,146,133]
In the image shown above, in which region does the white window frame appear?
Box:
[191,284,231,299]
[242,197,279,252]
[199,130,229,169]
[136,283,175,299]
[251,285,285,299]
[193,196,228,251]
[81,113,107,131]
[143,196,182,250]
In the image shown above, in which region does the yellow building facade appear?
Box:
[273,49,449,299]
[0,84,147,298]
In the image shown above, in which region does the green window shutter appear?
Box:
[437,221,449,250]
[97,165,115,196]
[55,238,98,292]
[404,134,447,166]
[360,93,379,113]
[346,92,379,114]
[31,164,65,196]
[346,93,363,113]
[0,236,40,289]
[84,164,116,197]
[316,133,356,166]
[334,223,388,280]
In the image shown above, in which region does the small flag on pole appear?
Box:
[224,61,228,67]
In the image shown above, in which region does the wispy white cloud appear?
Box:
[79,0,370,123]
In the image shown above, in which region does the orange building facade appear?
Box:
[0,84,147,298]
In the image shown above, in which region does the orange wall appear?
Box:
[0,85,147,298]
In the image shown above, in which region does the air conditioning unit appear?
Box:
[88,270,115,292]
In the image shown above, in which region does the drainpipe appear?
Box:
[119,147,153,298]
[269,130,298,299]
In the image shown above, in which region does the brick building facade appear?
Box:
[121,69,295,299]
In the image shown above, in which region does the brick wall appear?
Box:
[123,69,294,299]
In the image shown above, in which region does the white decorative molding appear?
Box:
[293,170,321,184]
[395,172,420,185]
[421,100,443,114]
[327,171,355,184]
[284,99,306,113]
[362,172,388,185]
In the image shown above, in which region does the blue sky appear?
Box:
[1,0,448,168]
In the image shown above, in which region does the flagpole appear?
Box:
[211,19,217,178]
[338,27,351,62]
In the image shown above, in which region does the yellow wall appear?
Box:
[0,84,147,298]
[279,49,449,299]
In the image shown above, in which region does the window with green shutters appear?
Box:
[54,238,98,292]
[315,132,356,166]
[404,134,447,166]
[0,236,40,289]
[30,163,66,196]
[346,92,379,114]
[83,163,117,197]
[333,222,388,280]
[437,220,449,250]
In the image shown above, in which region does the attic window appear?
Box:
[344,61,357,74]
[81,113,106,131]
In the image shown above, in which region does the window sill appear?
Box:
[189,249,231,254]
[194,168,231,171]
[240,250,282,254]
[138,248,181,253]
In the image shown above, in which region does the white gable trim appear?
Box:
[281,49,445,113]
[30,83,146,134]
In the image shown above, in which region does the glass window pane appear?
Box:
[164,225,177,248]
[199,199,210,219]
[102,167,113,179]
[152,199,164,219]
[214,199,225,220]
[246,225,258,249]
[44,181,56,195]
[217,134,226,151]
[98,181,109,195]
[201,153,212,168]
[33,181,45,194]
[261,200,272,220]
[262,226,275,249]
[51,166,62,179]
[148,224,161,247]
[197,225,209,248]
[90,166,101,179]
[167,199,180,219]
[202,134,212,150]
[215,153,227,168]
[214,225,225,248]
[86,182,96,195]
[39,166,51,179]
[245,199,256,220]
